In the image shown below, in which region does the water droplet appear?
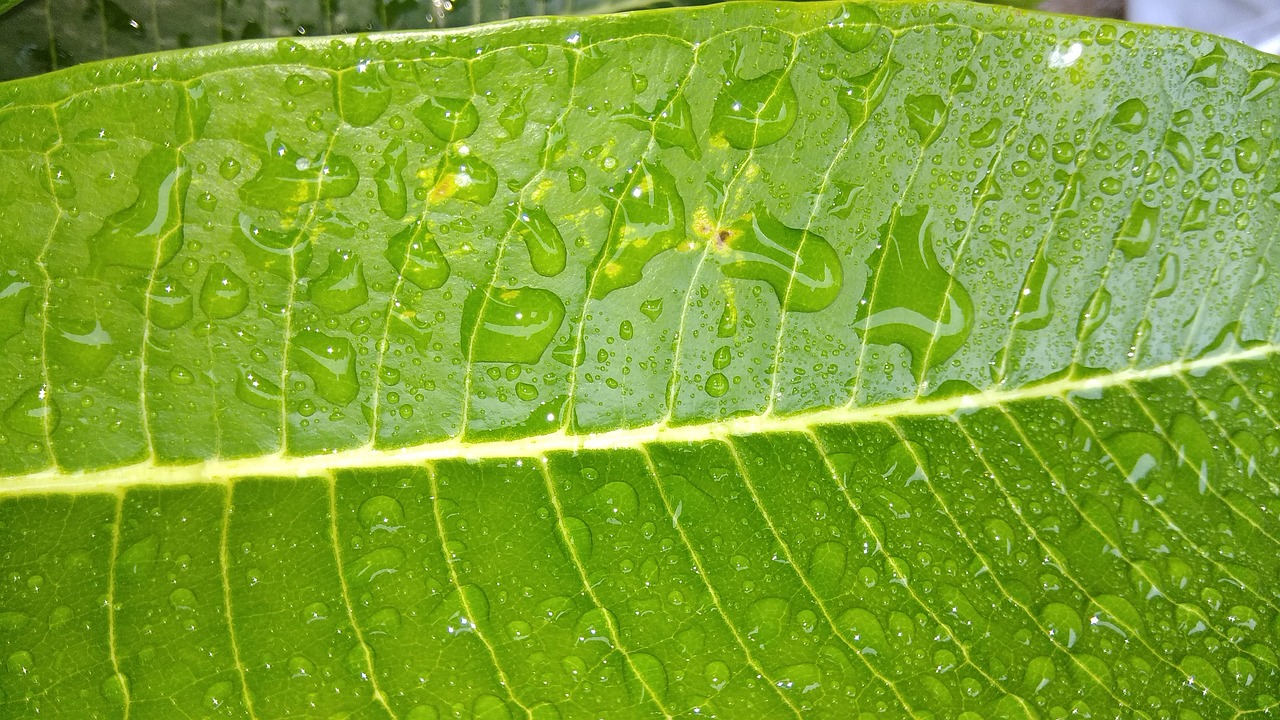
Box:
[386,219,450,290]
[49,317,116,377]
[969,118,1002,149]
[375,140,408,220]
[827,5,882,54]
[630,653,668,703]
[203,680,235,709]
[462,286,565,364]
[168,587,197,611]
[1236,138,1263,174]
[0,271,34,343]
[904,94,948,148]
[561,516,593,558]
[232,213,312,278]
[473,694,512,720]
[358,495,404,533]
[99,673,128,707]
[309,250,368,314]
[639,298,663,321]
[711,69,798,149]
[89,147,188,271]
[1162,129,1193,172]
[292,329,359,405]
[145,277,193,330]
[7,650,33,675]
[808,541,847,590]
[368,607,402,636]
[704,373,729,398]
[1186,44,1227,87]
[168,365,194,386]
[616,93,701,159]
[199,263,249,319]
[218,157,241,180]
[287,654,315,678]
[1012,249,1058,331]
[591,160,685,300]
[717,206,843,312]
[301,601,330,624]
[1117,201,1160,259]
[1169,413,1218,493]
[1039,603,1082,648]
[414,96,479,142]
[506,620,532,641]
[236,369,281,410]
[1153,254,1179,298]
[349,546,405,585]
[777,663,821,693]
[1181,198,1210,232]
[1245,62,1280,100]
[431,150,497,205]
[509,205,567,277]
[1111,98,1149,133]
[855,207,973,380]
[835,607,886,655]
[335,59,390,127]
[1076,286,1111,342]
[238,134,358,212]
[515,382,538,401]
[406,706,439,720]
[45,163,76,199]
[284,73,318,96]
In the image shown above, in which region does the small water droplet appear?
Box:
[358,495,404,533]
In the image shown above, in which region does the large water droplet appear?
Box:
[432,150,497,205]
[827,4,883,54]
[236,369,281,410]
[45,163,76,199]
[232,213,313,278]
[1162,129,1193,172]
[1012,249,1058,331]
[49,317,116,377]
[904,94,948,148]
[615,93,700,159]
[1169,413,1218,493]
[4,385,57,436]
[1186,43,1227,87]
[199,263,250,319]
[375,140,408,220]
[89,147,188,271]
[836,56,898,131]
[414,96,479,142]
[1111,98,1149,133]
[358,495,405,533]
[509,204,567,277]
[835,607,886,654]
[309,250,368,314]
[238,132,359,212]
[146,278,193,329]
[1076,286,1111,342]
[1039,603,1082,648]
[717,206,843,312]
[710,69,798,149]
[0,271,34,343]
[854,207,973,379]
[590,160,685,300]
[630,653,668,704]
[335,59,390,127]
[462,286,565,364]
[1245,62,1280,100]
[385,220,450,290]
[1153,254,1179,298]
[1117,201,1160,259]
[292,329,359,405]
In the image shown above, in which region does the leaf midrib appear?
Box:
[2,343,1269,496]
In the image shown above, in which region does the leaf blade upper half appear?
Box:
[1,2,1279,717]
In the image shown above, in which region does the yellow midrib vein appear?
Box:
[2,343,1273,496]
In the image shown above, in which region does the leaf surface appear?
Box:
[1,2,1279,717]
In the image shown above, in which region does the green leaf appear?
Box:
[1,2,1278,717]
